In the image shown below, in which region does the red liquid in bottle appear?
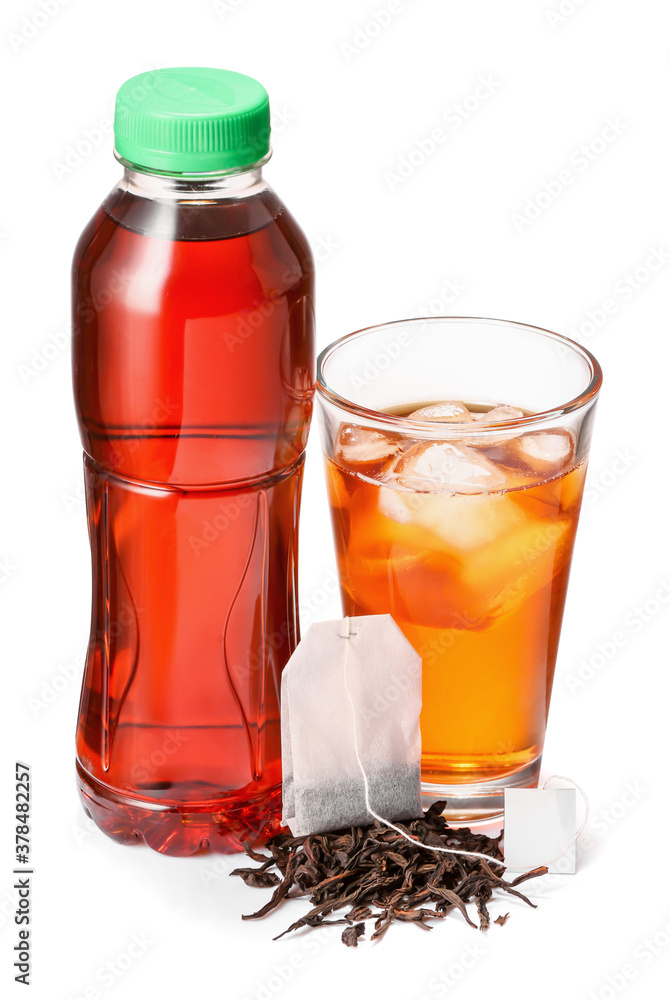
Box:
[73,174,314,854]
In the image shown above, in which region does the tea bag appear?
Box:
[504,776,587,874]
[281,615,423,837]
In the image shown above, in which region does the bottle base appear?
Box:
[76,761,283,856]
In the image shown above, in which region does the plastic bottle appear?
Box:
[72,68,314,855]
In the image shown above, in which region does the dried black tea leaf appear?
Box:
[242,841,272,863]
[231,801,547,945]
[495,912,510,926]
[476,898,490,931]
[341,923,366,947]
[230,868,281,889]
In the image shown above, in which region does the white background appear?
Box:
[2,1,669,997]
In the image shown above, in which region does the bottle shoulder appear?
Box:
[73,179,313,278]
[104,183,286,241]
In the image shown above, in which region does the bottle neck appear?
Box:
[120,163,268,202]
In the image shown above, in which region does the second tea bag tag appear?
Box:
[281,614,423,837]
[504,778,587,874]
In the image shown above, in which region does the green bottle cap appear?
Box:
[114,67,271,174]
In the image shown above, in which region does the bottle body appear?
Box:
[73,167,314,854]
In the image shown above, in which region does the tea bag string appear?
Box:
[534,774,590,867]
[340,619,505,869]
[341,620,589,871]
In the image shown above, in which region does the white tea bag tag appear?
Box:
[504,788,577,874]
[281,614,422,837]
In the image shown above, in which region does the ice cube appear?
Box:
[511,429,575,476]
[461,509,575,619]
[335,423,401,470]
[392,441,507,494]
[380,486,525,550]
[408,400,473,422]
[379,486,415,524]
[376,476,577,628]
[476,404,525,423]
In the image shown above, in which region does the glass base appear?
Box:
[421,756,542,824]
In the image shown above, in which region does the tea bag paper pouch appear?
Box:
[504,787,577,874]
[281,615,423,837]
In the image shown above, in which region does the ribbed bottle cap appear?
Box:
[114,67,271,174]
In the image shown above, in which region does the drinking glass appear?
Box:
[316,317,602,820]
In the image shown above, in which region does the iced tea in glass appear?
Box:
[316,318,601,820]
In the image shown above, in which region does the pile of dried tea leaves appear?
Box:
[231,801,547,946]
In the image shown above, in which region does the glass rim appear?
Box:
[316,315,603,434]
